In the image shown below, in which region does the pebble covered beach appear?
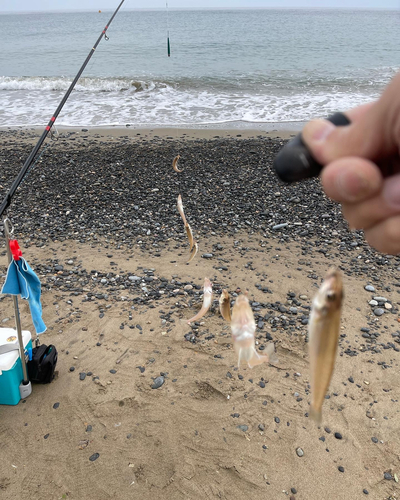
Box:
[0,127,400,500]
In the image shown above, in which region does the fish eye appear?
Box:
[326,291,336,302]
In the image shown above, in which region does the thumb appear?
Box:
[302,75,400,166]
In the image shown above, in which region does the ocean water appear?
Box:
[0,8,399,128]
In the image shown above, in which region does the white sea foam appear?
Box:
[0,76,150,92]
[0,80,380,128]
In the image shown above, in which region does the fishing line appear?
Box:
[0,0,126,217]
[166,3,183,214]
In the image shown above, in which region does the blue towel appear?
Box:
[1,257,46,335]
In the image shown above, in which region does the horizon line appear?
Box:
[0,6,398,14]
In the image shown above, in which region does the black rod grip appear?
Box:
[273,112,351,183]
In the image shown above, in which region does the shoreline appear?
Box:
[0,121,305,132]
[0,124,299,147]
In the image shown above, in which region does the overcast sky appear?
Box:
[0,0,398,12]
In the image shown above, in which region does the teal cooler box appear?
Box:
[0,328,32,405]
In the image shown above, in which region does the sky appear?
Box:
[0,0,398,12]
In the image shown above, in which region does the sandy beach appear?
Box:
[0,127,399,500]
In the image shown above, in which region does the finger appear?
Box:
[302,73,400,165]
[302,109,382,165]
[321,157,383,203]
[364,215,400,255]
[341,172,400,229]
[344,102,375,121]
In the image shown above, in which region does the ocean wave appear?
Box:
[0,76,154,92]
[0,69,395,127]
[0,68,397,94]
[0,88,376,128]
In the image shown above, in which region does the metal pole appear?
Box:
[3,217,29,385]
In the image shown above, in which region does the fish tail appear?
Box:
[188,242,198,263]
[247,353,269,368]
[237,347,243,368]
[187,306,206,324]
[265,342,279,365]
[310,406,322,425]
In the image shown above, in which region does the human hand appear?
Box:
[302,73,400,255]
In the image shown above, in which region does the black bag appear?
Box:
[27,344,58,384]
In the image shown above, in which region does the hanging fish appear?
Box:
[187,278,212,324]
[308,268,343,424]
[187,242,198,264]
[219,289,231,322]
[177,194,187,225]
[231,293,278,368]
[177,194,198,261]
[172,155,182,173]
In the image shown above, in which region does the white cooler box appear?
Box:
[0,328,32,405]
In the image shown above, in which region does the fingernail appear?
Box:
[383,174,400,208]
[336,170,370,201]
[307,119,335,143]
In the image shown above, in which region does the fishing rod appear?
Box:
[0,0,126,218]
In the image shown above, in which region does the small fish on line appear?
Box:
[308,267,343,424]
[172,155,182,172]
[177,195,187,226]
[219,289,231,322]
[231,293,278,368]
[187,277,212,324]
[177,194,198,262]
[177,194,187,225]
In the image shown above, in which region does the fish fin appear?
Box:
[247,353,269,368]
[237,346,252,368]
[310,406,322,425]
[265,342,279,365]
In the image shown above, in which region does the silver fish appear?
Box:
[231,293,278,368]
[187,277,212,324]
[308,267,343,424]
